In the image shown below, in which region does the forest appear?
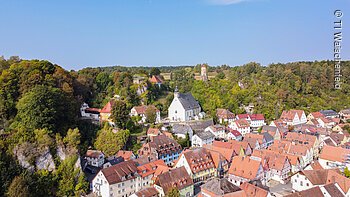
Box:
[0,56,349,196]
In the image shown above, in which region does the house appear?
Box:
[199,178,242,197]
[205,149,230,178]
[286,183,345,197]
[130,105,161,123]
[230,119,251,136]
[239,182,273,197]
[251,150,291,184]
[191,131,215,147]
[203,144,235,166]
[317,117,337,129]
[172,124,193,139]
[130,187,159,197]
[243,133,274,149]
[340,109,350,121]
[138,135,182,166]
[248,114,266,130]
[147,128,161,137]
[174,148,216,184]
[329,132,348,146]
[168,87,201,122]
[228,156,264,186]
[290,169,350,195]
[116,150,136,161]
[102,156,124,169]
[284,132,319,158]
[92,160,140,197]
[205,124,226,139]
[100,100,115,123]
[213,140,253,157]
[80,103,100,122]
[154,167,194,197]
[307,112,325,120]
[319,145,350,170]
[226,128,243,141]
[216,108,235,124]
[261,125,281,140]
[280,109,307,126]
[320,110,339,119]
[137,159,169,188]
[149,75,164,87]
[85,150,105,168]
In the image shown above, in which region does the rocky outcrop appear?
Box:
[36,148,55,171]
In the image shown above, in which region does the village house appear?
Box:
[80,102,100,122]
[261,125,282,140]
[191,131,215,147]
[116,150,136,161]
[340,109,350,122]
[174,148,216,184]
[205,124,226,139]
[239,182,273,197]
[130,105,161,123]
[203,144,235,167]
[236,114,266,130]
[291,169,350,195]
[204,148,230,178]
[130,187,159,197]
[154,166,194,197]
[102,156,124,169]
[251,149,291,184]
[319,145,350,170]
[199,178,242,197]
[147,128,161,137]
[92,160,140,197]
[213,140,253,157]
[216,108,235,124]
[316,117,337,129]
[225,128,243,141]
[280,109,307,126]
[320,110,339,119]
[172,123,193,139]
[168,87,202,122]
[85,150,105,168]
[228,156,264,186]
[100,100,116,125]
[137,159,169,188]
[230,119,251,136]
[243,132,274,150]
[307,111,325,120]
[329,132,348,146]
[287,183,346,197]
[138,135,182,166]
[283,132,319,158]
[149,75,164,87]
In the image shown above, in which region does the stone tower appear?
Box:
[201,64,208,81]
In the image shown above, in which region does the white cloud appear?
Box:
[207,0,250,5]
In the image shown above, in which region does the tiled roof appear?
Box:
[216,108,235,119]
[320,110,338,117]
[195,131,215,140]
[329,133,345,145]
[149,75,163,84]
[323,183,345,197]
[116,150,134,161]
[180,148,215,173]
[155,166,193,193]
[137,159,168,178]
[284,132,317,146]
[240,182,269,197]
[133,105,159,114]
[251,150,289,171]
[147,128,161,136]
[100,100,115,113]
[309,112,325,119]
[320,145,350,162]
[134,187,159,197]
[235,119,250,128]
[280,110,305,121]
[201,178,241,195]
[172,124,192,135]
[227,128,242,137]
[229,156,261,180]
[101,160,138,184]
[249,114,265,121]
[285,186,323,197]
[203,144,234,162]
[86,150,103,158]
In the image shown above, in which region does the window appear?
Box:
[300,181,303,186]
[306,183,309,186]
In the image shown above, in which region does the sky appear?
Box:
[0,0,349,70]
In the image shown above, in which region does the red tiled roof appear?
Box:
[249,114,265,121]
[179,148,215,174]
[149,75,163,84]
[133,105,159,114]
[234,119,250,128]
[101,100,115,113]
[86,150,103,158]
[216,108,235,119]
[101,160,138,184]
[137,159,168,178]
[155,167,193,193]
[309,112,325,119]
[229,156,262,180]
[116,150,134,161]
[240,182,269,197]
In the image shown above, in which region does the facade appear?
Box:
[85,150,105,168]
[137,159,169,188]
[80,102,100,122]
[192,131,215,147]
[100,100,116,125]
[340,109,350,121]
[168,88,201,122]
[230,119,251,136]
[216,108,235,124]
[174,148,216,184]
[130,105,161,123]
[92,160,140,197]
[138,135,182,166]
[280,109,307,126]
[154,167,194,197]
[172,123,193,139]
[226,128,243,141]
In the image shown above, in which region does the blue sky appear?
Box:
[0,0,349,70]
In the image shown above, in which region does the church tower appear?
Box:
[201,64,208,81]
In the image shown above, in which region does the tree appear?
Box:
[166,187,180,197]
[63,128,81,149]
[111,100,130,129]
[345,167,350,178]
[150,67,161,76]
[14,85,75,134]
[94,124,130,156]
[7,176,29,197]
[145,106,157,123]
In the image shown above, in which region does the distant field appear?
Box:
[161,72,217,80]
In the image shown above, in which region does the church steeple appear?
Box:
[174,86,179,98]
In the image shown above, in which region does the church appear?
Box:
[168,87,201,122]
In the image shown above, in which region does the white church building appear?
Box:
[168,87,202,122]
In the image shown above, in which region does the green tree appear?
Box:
[63,128,81,149]
[345,167,350,178]
[111,100,130,129]
[145,106,157,123]
[7,176,29,197]
[150,67,161,76]
[166,187,180,197]
[94,125,130,156]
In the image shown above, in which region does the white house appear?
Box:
[85,150,105,168]
[216,108,235,124]
[280,109,307,126]
[236,114,265,130]
[130,105,161,123]
[205,124,226,139]
[192,131,215,147]
[92,160,141,197]
[226,128,243,141]
[80,103,100,122]
[319,145,350,170]
[172,123,193,139]
[168,87,201,122]
[228,156,264,186]
[229,119,251,136]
